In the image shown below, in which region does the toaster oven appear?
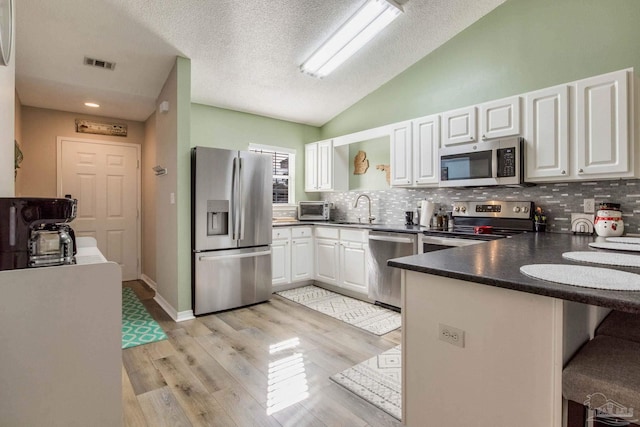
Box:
[298,201,330,221]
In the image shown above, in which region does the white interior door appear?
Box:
[57,137,140,280]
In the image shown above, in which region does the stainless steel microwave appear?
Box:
[298,201,330,220]
[439,137,524,187]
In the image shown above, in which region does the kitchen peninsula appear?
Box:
[389,232,640,427]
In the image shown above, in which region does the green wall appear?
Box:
[321,0,640,138]
[348,137,390,190]
[191,103,321,203]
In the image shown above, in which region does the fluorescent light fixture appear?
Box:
[84,102,100,108]
[301,0,403,78]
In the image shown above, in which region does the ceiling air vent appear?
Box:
[83,56,116,71]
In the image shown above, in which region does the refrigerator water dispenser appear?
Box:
[206,200,229,235]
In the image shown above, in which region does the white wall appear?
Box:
[0,19,15,196]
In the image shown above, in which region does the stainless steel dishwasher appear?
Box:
[368,231,417,310]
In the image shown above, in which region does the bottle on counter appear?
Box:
[436,207,444,229]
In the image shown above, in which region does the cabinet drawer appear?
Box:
[315,227,339,239]
[291,227,312,238]
[272,228,291,240]
[340,229,368,243]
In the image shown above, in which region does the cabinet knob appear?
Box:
[579,168,584,173]
[561,170,566,175]
[470,136,473,140]
[482,134,487,140]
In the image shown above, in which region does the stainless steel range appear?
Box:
[419,200,535,253]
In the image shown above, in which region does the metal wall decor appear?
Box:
[75,119,128,137]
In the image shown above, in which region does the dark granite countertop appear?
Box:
[273,221,423,234]
[388,232,640,313]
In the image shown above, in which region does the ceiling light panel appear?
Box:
[301,0,403,78]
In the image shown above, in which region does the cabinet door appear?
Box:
[304,143,318,192]
[339,242,368,295]
[390,121,413,186]
[413,114,440,185]
[480,96,521,140]
[317,140,334,190]
[442,106,477,146]
[315,238,338,285]
[271,239,290,285]
[576,69,630,177]
[291,238,314,281]
[524,85,569,181]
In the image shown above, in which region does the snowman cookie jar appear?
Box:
[594,209,624,237]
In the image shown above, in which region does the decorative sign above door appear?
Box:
[75,119,128,137]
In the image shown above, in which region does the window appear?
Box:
[249,144,296,205]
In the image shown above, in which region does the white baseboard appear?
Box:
[140,274,157,291]
[152,291,195,322]
[142,275,195,323]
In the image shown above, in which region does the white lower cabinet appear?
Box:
[339,241,368,294]
[291,228,314,282]
[314,227,368,296]
[272,227,314,286]
[314,227,340,286]
[272,228,291,285]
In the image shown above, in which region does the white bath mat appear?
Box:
[276,285,401,335]
[520,264,640,290]
[331,345,402,420]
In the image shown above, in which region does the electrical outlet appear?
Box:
[584,198,595,214]
[439,323,465,348]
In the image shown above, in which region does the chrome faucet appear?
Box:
[354,194,375,224]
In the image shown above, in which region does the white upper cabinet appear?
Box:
[304,143,318,191]
[480,96,521,140]
[390,121,413,186]
[304,140,348,192]
[575,69,631,177]
[524,85,569,180]
[442,106,477,146]
[412,114,440,186]
[317,140,333,190]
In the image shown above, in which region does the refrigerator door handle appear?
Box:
[239,157,245,240]
[231,157,239,240]
[199,249,271,262]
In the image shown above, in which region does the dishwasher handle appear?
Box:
[368,234,416,244]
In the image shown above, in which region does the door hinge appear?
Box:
[137,258,140,267]
[137,209,140,219]
[137,160,140,169]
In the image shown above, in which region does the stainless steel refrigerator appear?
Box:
[191,146,273,315]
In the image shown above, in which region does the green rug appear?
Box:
[122,287,167,349]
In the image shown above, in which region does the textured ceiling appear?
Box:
[15,0,506,125]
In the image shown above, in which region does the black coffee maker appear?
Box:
[0,197,77,271]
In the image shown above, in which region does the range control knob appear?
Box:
[460,206,467,213]
[522,206,529,213]
[513,206,521,213]
[454,206,460,212]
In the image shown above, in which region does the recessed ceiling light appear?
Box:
[84,102,100,108]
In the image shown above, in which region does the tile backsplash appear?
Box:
[321,179,640,234]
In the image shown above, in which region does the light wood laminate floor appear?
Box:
[122,280,403,427]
